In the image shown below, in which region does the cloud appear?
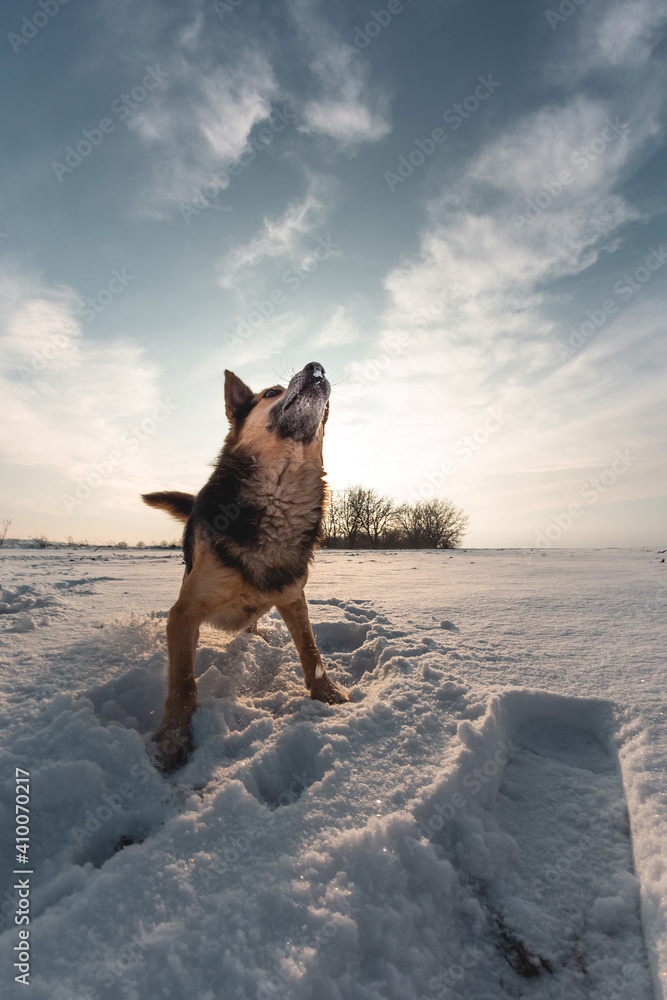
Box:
[0,263,163,481]
[119,0,392,219]
[312,304,360,347]
[546,0,667,98]
[199,312,308,375]
[384,90,659,376]
[130,51,280,216]
[194,63,277,162]
[303,100,390,147]
[339,55,667,508]
[468,97,637,198]
[288,0,391,149]
[583,0,667,69]
[217,176,330,289]
[92,0,392,228]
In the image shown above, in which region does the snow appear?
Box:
[0,546,665,1000]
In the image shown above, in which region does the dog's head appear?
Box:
[224,362,330,456]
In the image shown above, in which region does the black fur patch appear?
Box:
[226,396,258,446]
[233,396,258,428]
[184,452,260,574]
[184,447,324,591]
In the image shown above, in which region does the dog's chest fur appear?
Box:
[251,460,324,549]
[186,446,326,593]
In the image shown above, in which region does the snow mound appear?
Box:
[0,583,56,615]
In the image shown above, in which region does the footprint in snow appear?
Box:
[483,716,652,996]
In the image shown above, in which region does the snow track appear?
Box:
[0,548,664,999]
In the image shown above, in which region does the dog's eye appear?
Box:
[263,389,281,398]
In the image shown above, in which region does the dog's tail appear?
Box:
[141,491,195,524]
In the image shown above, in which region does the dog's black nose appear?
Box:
[304,361,325,378]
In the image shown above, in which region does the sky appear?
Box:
[1,0,666,548]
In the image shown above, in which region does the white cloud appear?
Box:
[546,0,667,96]
[302,92,391,148]
[0,264,163,480]
[334,61,667,518]
[469,97,636,198]
[586,0,667,69]
[399,93,658,349]
[130,53,280,215]
[312,304,360,347]
[195,64,276,162]
[199,312,308,375]
[288,0,391,149]
[115,0,391,223]
[217,176,330,289]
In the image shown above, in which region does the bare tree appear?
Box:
[358,488,397,547]
[321,489,343,547]
[0,519,11,547]
[396,498,469,549]
[320,489,469,549]
[324,486,367,548]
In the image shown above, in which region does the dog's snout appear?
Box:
[304,361,325,379]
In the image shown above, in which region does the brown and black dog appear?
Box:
[142,361,348,771]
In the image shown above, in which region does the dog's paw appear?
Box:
[151,719,193,773]
[309,675,349,705]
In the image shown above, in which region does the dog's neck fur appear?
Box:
[236,446,325,582]
[186,438,327,593]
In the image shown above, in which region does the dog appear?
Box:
[142,361,348,771]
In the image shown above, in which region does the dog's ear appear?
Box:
[224,370,254,422]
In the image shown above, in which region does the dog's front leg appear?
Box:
[152,599,200,771]
[276,593,349,704]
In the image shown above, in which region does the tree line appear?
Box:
[320,486,469,549]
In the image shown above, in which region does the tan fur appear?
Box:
[222,443,326,586]
[148,365,347,772]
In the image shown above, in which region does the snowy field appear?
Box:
[0,546,665,1000]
